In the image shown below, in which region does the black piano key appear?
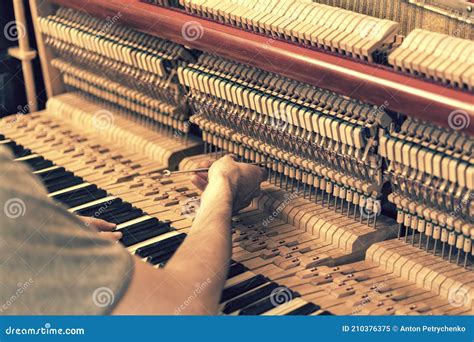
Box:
[239,289,299,315]
[86,202,132,218]
[54,187,107,207]
[121,226,171,246]
[222,282,279,314]
[4,141,31,158]
[145,239,184,260]
[74,198,123,215]
[285,302,321,315]
[147,250,176,265]
[120,221,172,247]
[136,233,186,258]
[316,310,334,315]
[238,297,277,315]
[52,184,99,199]
[37,167,67,180]
[220,275,268,303]
[100,208,144,224]
[23,156,54,171]
[227,263,248,279]
[119,218,160,235]
[45,176,83,193]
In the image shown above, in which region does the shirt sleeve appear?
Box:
[0,146,134,314]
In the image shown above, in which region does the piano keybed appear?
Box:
[2,2,473,315]
[2,110,472,315]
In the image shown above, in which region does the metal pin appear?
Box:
[162,161,271,176]
[456,249,461,265]
[353,205,357,219]
[411,229,415,245]
[405,228,409,243]
[425,236,430,251]
[418,233,423,248]
[441,242,446,259]
[433,240,437,255]
[448,245,453,262]
[347,202,351,217]
[327,193,331,208]
[463,253,468,268]
[373,215,377,229]
[303,183,308,199]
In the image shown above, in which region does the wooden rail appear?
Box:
[49,0,474,135]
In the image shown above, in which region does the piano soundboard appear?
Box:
[1,0,473,315]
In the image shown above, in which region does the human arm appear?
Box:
[112,156,266,314]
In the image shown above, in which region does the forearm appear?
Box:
[164,175,234,312]
[113,157,266,315]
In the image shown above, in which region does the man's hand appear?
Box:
[191,155,267,212]
[78,216,122,241]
